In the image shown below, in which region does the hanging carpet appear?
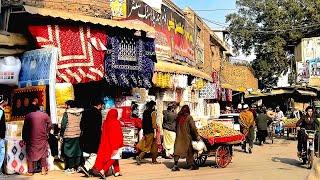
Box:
[105,32,155,88]
[28,25,107,84]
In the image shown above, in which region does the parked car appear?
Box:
[217,113,240,131]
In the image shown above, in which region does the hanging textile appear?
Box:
[199,83,218,100]
[226,89,233,102]
[28,25,107,84]
[221,88,227,101]
[19,48,58,87]
[105,33,155,88]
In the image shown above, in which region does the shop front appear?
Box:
[1,4,158,173]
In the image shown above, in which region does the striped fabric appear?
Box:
[28,25,107,84]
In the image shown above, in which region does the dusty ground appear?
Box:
[4,139,311,180]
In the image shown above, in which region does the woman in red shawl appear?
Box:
[172,105,200,171]
[91,109,123,178]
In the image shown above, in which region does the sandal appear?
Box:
[152,161,161,164]
[23,172,34,176]
[114,172,122,177]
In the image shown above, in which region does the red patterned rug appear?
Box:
[28,25,107,84]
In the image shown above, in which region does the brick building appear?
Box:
[184,7,231,75]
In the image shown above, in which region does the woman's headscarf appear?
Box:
[177,105,191,127]
[106,108,118,121]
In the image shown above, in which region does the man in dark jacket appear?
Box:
[0,97,7,176]
[162,103,177,158]
[79,100,104,176]
[256,109,272,145]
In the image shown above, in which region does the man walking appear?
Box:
[162,103,177,158]
[0,96,7,176]
[22,105,52,176]
[256,108,272,145]
[79,100,104,176]
[239,104,255,153]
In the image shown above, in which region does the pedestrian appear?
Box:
[131,102,139,118]
[172,105,200,171]
[274,106,284,135]
[0,97,7,176]
[136,100,160,165]
[22,105,52,176]
[162,102,177,158]
[256,108,272,145]
[239,104,255,153]
[91,109,123,179]
[250,104,258,120]
[79,100,104,176]
[60,100,84,174]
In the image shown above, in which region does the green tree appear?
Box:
[226,0,320,87]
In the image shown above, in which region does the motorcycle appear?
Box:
[299,128,316,169]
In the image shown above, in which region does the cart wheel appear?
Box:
[215,146,231,168]
[194,155,207,167]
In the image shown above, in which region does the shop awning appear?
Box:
[0,32,28,46]
[23,5,155,33]
[0,48,26,56]
[271,89,294,95]
[296,90,317,97]
[154,61,212,81]
[221,83,232,89]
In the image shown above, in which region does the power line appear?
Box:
[193,8,237,12]
[202,17,320,34]
[201,17,228,28]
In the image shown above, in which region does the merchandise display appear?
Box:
[55,83,75,106]
[6,121,24,139]
[28,25,107,84]
[198,121,242,138]
[11,86,46,121]
[105,34,155,88]
[4,106,11,121]
[5,139,54,174]
[283,118,299,127]
[0,56,21,86]
[19,48,58,88]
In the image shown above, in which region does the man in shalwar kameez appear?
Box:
[22,105,52,176]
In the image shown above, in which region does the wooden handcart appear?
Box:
[194,134,245,168]
[284,125,297,140]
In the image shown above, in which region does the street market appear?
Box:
[0,0,320,180]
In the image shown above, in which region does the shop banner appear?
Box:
[125,0,195,65]
[110,0,127,19]
[307,58,320,77]
[19,48,58,88]
[297,62,309,83]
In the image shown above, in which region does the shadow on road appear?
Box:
[271,157,305,168]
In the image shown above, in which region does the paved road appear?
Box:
[6,139,310,180]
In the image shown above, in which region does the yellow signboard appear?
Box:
[110,0,127,19]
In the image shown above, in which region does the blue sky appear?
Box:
[173,0,237,29]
